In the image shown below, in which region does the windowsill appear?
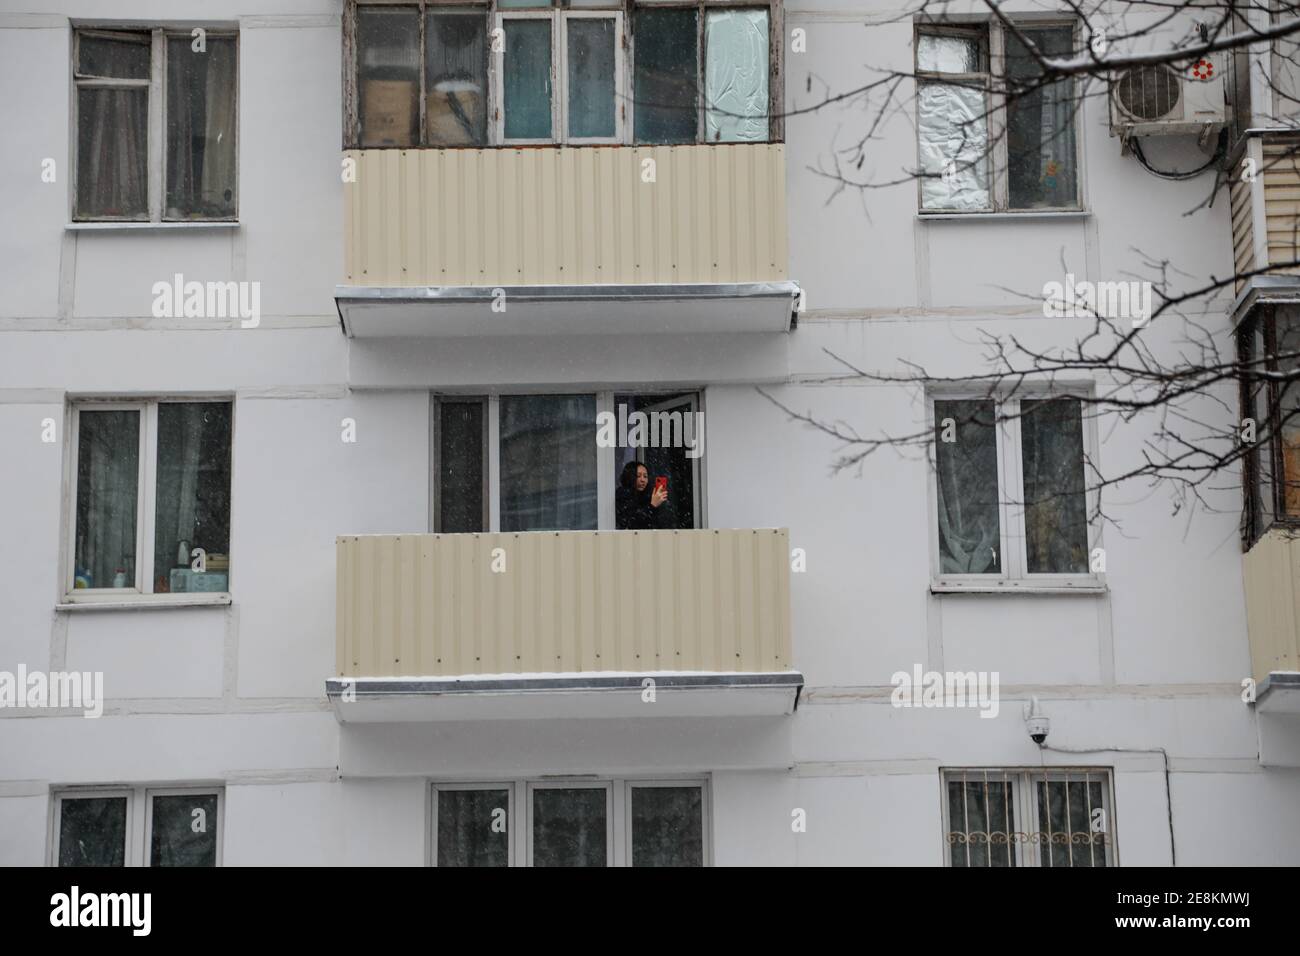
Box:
[917,210,1090,222]
[344,142,782,151]
[931,581,1107,595]
[56,594,232,611]
[65,221,240,233]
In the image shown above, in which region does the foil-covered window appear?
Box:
[918,82,990,210]
[705,9,769,142]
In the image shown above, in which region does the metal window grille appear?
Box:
[944,768,1112,867]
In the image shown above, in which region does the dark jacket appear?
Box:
[616,485,672,530]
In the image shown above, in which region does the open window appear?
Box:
[431,391,702,532]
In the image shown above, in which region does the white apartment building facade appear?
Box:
[1,0,1299,866]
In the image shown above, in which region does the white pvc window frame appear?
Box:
[492,10,625,145]
[940,768,1115,867]
[51,785,224,867]
[431,390,705,533]
[926,386,1103,592]
[64,397,234,605]
[429,777,709,866]
[429,781,516,867]
[71,26,240,223]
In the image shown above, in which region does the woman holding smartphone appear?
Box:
[616,461,672,530]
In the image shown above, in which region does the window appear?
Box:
[432,391,702,533]
[432,778,707,866]
[69,399,233,601]
[492,8,626,143]
[930,392,1096,587]
[348,1,775,147]
[73,28,238,221]
[1240,304,1300,544]
[943,769,1113,867]
[355,5,489,147]
[53,788,223,867]
[915,20,1079,212]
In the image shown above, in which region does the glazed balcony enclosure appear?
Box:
[327,529,801,720]
[335,0,797,337]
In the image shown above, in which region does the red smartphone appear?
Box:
[654,476,668,494]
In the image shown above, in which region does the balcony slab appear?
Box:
[325,671,803,722]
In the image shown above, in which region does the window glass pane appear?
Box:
[631,787,703,867]
[499,0,551,6]
[1006,27,1078,209]
[1244,320,1273,531]
[916,32,985,73]
[154,403,233,595]
[532,788,607,867]
[566,17,617,139]
[439,401,485,533]
[946,775,1015,867]
[934,400,1001,574]
[59,797,127,867]
[918,83,990,210]
[77,32,150,79]
[503,20,553,139]
[1020,398,1088,574]
[426,11,488,145]
[634,9,698,144]
[1276,310,1300,515]
[704,9,768,142]
[75,410,140,590]
[76,88,149,219]
[437,789,510,867]
[150,793,219,866]
[1036,777,1106,867]
[358,7,420,147]
[613,393,697,530]
[499,395,597,531]
[165,37,237,220]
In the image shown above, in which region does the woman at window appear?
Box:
[616,461,671,530]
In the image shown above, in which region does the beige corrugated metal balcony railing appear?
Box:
[336,529,792,678]
[1243,530,1300,684]
[1230,132,1300,292]
[341,144,788,286]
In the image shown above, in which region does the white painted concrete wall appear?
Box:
[2,0,1299,866]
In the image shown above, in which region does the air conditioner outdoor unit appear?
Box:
[1108,53,1227,138]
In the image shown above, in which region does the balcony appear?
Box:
[1243,531,1300,699]
[1229,130,1300,299]
[328,528,801,721]
[335,144,798,337]
[1242,530,1300,766]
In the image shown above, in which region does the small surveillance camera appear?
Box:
[1023,696,1050,746]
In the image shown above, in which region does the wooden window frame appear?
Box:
[344,0,782,148]
[914,17,1082,215]
[1240,303,1300,546]
[72,27,240,223]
